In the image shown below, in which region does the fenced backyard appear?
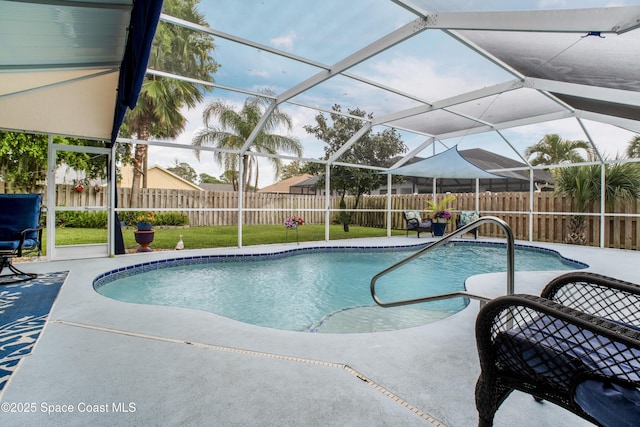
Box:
[28,185,640,250]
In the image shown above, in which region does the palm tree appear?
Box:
[525,134,592,167]
[123,0,219,206]
[626,135,640,159]
[555,160,640,245]
[192,94,303,191]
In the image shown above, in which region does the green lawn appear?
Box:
[49,225,406,253]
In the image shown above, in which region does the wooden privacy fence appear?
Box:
[41,185,640,250]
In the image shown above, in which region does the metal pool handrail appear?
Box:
[370,216,515,308]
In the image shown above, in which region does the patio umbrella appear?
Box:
[383,145,506,179]
[383,145,508,219]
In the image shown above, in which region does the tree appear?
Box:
[0,132,110,192]
[304,105,407,231]
[198,172,223,184]
[626,135,640,159]
[192,92,303,191]
[219,170,239,189]
[525,134,592,167]
[555,159,640,245]
[167,160,197,183]
[279,161,307,180]
[121,0,219,206]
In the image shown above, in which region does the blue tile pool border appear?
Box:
[92,240,589,290]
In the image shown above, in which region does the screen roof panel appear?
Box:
[399,0,640,14]
[152,2,640,171]
[388,108,485,136]
[200,0,416,65]
[195,37,323,93]
[553,94,640,122]
[347,29,514,102]
[459,30,640,92]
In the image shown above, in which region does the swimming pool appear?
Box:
[94,242,587,333]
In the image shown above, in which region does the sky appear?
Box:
[146,0,639,188]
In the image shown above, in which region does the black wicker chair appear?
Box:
[455,210,479,239]
[475,272,640,426]
[402,210,432,238]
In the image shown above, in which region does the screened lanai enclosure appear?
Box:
[2,1,640,258]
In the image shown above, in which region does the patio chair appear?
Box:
[475,272,640,427]
[402,210,432,238]
[456,210,479,239]
[0,194,43,284]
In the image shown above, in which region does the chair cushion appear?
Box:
[0,240,21,251]
[460,210,479,225]
[404,210,421,221]
[495,314,640,389]
[494,313,640,425]
[0,194,41,241]
[0,238,38,252]
[575,380,640,427]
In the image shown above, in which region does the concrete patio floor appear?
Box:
[1,236,636,426]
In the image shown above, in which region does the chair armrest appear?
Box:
[20,226,43,236]
[17,225,43,257]
[541,272,640,328]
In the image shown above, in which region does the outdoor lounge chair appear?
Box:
[403,210,432,238]
[456,210,479,239]
[0,194,43,284]
[475,272,640,427]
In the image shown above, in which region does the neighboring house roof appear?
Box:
[258,174,313,193]
[199,183,236,192]
[291,175,320,189]
[118,164,202,191]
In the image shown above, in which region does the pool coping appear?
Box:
[92,239,588,291]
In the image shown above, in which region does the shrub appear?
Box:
[155,211,189,226]
[117,211,138,226]
[55,211,108,228]
[50,210,189,228]
[117,211,189,227]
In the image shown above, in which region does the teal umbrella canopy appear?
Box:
[384,146,506,179]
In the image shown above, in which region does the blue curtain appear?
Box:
[110,0,164,144]
[110,0,163,254]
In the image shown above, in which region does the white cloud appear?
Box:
[365,55,481,102]
[248,69,270,78]
[270,31,296,52]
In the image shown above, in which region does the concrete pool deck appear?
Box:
[1,236,636,426]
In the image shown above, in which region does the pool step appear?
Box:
[305,305,454,333]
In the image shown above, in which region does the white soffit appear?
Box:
[0,70,119,138]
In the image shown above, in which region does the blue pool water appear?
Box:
[95,243,586,333]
